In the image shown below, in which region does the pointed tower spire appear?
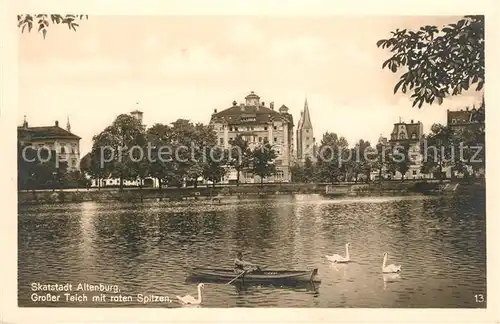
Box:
[302,97,312,129]
[66,116,71,133]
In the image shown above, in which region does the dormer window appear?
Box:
[411,133,417,139]
[399,132,406,139]
[452,119,457,124]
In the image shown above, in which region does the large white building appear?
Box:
[209,91,295,183]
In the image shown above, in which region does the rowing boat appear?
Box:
[189,267,320,284]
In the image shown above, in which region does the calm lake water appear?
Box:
[18,193,486,308]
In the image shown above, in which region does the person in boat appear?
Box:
[234,252,260,273]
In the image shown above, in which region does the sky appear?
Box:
[18,15,484,156]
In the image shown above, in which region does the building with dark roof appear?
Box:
[18,117,82,171]
[296,98,315,164]
[447,98,485,132]
[209,91,294,183]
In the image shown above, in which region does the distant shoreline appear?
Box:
[18,180,485,206]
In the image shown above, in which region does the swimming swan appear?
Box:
[382,253,401,273]
[176,283,204,305]
[326,243,351,263]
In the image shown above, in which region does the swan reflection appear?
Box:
[382,273,401,290]
[329,262,348,276]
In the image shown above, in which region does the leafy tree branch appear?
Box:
[377,15,484,108]
[17,14,88,38]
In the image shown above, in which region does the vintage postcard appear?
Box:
[1,0,498,323]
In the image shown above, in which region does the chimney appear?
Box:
[466,107,469,111]
[262,101,265,106]
[270,102,274,110]
[411,119,414,124]
[214,109,217,113]
[232,100,237,106]
[55,120,59,127]
[240,103,245,111]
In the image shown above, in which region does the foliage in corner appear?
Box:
[17,14,88,38]
[376,15,484,108]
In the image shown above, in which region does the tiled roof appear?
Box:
[245,91,260,99]
[389,121,423,142]
[17,126,81,140]
[447,107,485,125]
[211,104,293,126]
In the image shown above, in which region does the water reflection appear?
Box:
[18,194,486,308]
[328,263,349,277]
[382,273,401,290]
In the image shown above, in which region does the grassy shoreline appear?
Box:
[18,180,485,205]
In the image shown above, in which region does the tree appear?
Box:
[163,119,217,188]
[92,114,146,191]
[17,14,88,38]
[64,170,91,189]
[80,140,111,190]
[228,135,252,186]
[290,162,305,183]
[376,15,484,108]
[146,123,176,189]
[18,142,69,190]
[350,140,373,183]
[187,123,218,188]
[202,147,229,187]
[393,143,412,181]
[374,142,391,182]
[384,149,398,180]
[302,157,315,183]
[290,157,315,183]
[453,126,485,175]
[315,132,349,184]
[251,142,277,187]
[420,124,454,181]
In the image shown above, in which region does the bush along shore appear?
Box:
[17,180,485,205]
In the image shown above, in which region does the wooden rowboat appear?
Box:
[189,267,320,284]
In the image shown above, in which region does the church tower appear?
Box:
[296,98,315,164]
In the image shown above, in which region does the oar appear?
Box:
[226,265,268,285]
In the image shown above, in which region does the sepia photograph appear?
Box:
[5,1,496,321]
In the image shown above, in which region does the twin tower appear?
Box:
[296,98,315,164]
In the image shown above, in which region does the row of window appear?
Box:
[35,143,79,154]
[224,125,281,132]
[398,132,417,139]
[450,118,481,124]
[220,136,284,144]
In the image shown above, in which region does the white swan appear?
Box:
[176,283,204,305]
[382,253,401,273]
[326,243,351,263]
